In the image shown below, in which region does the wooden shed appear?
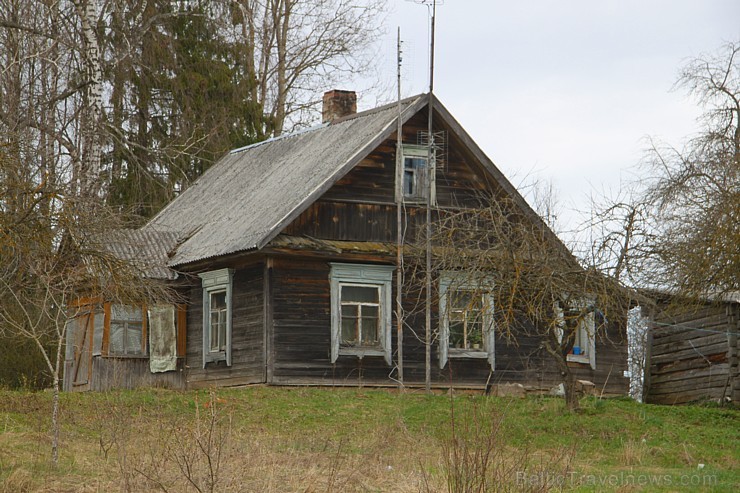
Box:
[63,91,629,395]
[644,296,740,405]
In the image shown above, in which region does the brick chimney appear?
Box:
[322,90,357,123]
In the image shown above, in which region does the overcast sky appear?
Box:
[362,0,739,231]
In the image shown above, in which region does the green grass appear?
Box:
[0,387,737,492]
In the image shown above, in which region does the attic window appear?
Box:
[401,145,430,202]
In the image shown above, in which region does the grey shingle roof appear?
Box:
[145,95,426,267]
[103,229,180,280]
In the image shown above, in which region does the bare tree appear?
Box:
[641,41,740,299]
[230,0,387,134]
[0,144,171,465]
[406,191,631,411]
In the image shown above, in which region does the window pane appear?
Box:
[210,313,221,351]
[111,304,142,322]
[127,322,143,354]
[110,322,124,353]
[467,320,483,348]
[211,291,226,309]
[449,320,465,348]
[341,316,357,345]
[218,314,226,351]
[405,157,426,169]
[341,285,378,303]
[360,317,379,345]
[209,291,227,352]
[403,170,414,195]
[92,309,104,356]
[450,290,477,310]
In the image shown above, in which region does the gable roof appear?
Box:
[145,95,427,267]
[145,93,559,269]
[103,229,180,280]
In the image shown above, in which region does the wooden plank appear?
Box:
[101,303,111,356]
[652,333,729,354]
[651,324,726,346]
[177,304,187,357]
[652,354,727,375]
[649,374,729,394]
[650,363,729,385]
[91,356,185,391]
[651,342,729,364]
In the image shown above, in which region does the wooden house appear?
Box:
[644,295,739,405]
[63,91,629,394]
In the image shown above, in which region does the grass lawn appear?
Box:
[0,387,737,492]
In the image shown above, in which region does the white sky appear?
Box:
[361,0,740,231]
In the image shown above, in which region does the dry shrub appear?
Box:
[1,467,34,493]
[621,439,647,466]
[427,400,575,493]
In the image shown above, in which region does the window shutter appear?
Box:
[177,304,187,357]
[330,277,340,363]
[485,294,495,369]
[225,288,232,367]
[202,292,209,368]
[382,281,393,366]
[586,311,596,370]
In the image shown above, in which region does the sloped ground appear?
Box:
[0,387,737,492]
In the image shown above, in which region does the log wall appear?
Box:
[646,303,738,405]
[267,255,628,393]
[184,264,266,388]
[89,356,185,391]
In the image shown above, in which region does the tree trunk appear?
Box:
[51,375,60,465]
[563,367,579,411]
[73,0,104,197]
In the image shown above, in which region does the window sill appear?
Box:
[339,347,385,359]
[102,354,148,359]
[566,354,589,364]
[448,349,488,359]
[402,197,429,205]
[205,352,226,364]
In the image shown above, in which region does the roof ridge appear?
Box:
[228,93,425,155]
[229,122,330,155]
[328,93,425,125]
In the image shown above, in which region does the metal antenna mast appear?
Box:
[424,0,436,394]
[395,27,405,389]
[408,0,441,393]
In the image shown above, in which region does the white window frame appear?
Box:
[399,144,432,203]
[554,301,596,369]
[330,263,394,365]
[198,268,234,367]
[438,272,495,369]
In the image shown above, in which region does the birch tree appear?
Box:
[0,143,172,465]
[230,0,386,135]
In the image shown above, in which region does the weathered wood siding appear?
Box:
[646,303,738,405]
[185,264,265,388]
[272,109,628,393]
[284,111,492,243]
[267,255,628,393]
[89,356,185,391]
